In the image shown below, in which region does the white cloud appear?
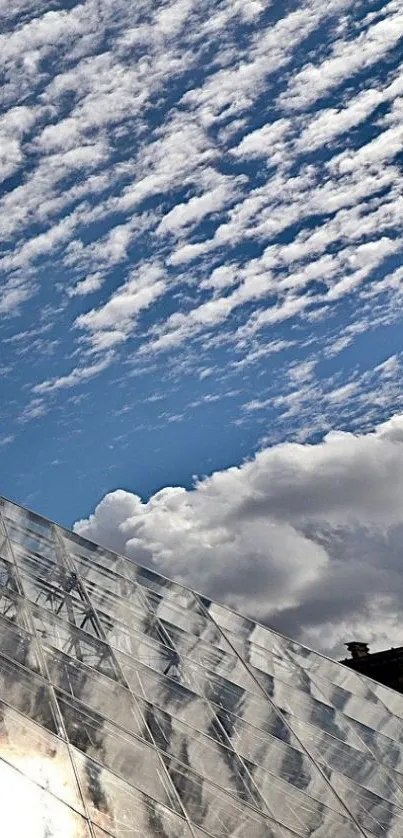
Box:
[280,8,403,111]
[2,0,403,467]
[67,272,105,298]
[75,413,403,657]
[33,352,115,394]
[75,262,167,351]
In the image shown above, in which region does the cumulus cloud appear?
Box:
[75,413,403,658]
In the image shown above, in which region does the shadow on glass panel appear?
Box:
[45,646,149,740]
[72,748,192,837]
[142,697,265,811]
[163,756,303,838]
[0,612,41,672]
[0,652,59,732]
[331,772,403,837]
[57,691,180,811]
[348,717,403,777]
[0,552,19,590]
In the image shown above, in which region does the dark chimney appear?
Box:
[345,641,370,660]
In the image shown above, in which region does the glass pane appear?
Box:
[0,755,91,837]
[331,772,403,837]
[348,718,403,774]
[163,756,298,838]
[44,647,147,739]
[6,519,57,560]
[0,552,18,589]
[58,693,179,810]
[291,715,403,807]
[151,708,263,809]
[0,653,59,732]
[267,677,369,749]
[118,654,230,741]
[0,613,41,672]
[0,587,29,629]
[32,604,119,680]
[0,700,84,812]
[132,565,199,609]
[73,748,191,836]
[72,551,140,603]
[1,499,53,537]
[370,681,403,720]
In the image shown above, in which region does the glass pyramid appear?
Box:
[1,496,403,838]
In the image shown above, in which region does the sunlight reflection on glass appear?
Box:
[0,756,86,837]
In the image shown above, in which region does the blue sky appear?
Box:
[2,0,403,653]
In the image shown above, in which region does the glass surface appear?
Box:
[0,611,41,672]
[44,646,148,738]
[0,551,19,589]
[0,699,84,812]
[0,755,91,837]
[4,496,403,838]
[57,692,180,810]
[72,748,191,836]
[0,652,59,731]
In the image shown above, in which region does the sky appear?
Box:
[1,0,403,656]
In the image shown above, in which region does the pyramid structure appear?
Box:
[0,495,403,837]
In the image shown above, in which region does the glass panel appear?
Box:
[58,692,179,810]
[264,676,369,750]
[73,748,192,836]
[0,652,59,732]
[72,551,140,603]
[32,603,120,680]
[1,499,53,537]
[255,763,365,837]
[0,755,92,837]
[19,571,94,628]
[0,551,18,589]
[44,647,147,739]
[211,692,296,747]
[222,711,345,811]
[348,718,403,774]
[118,653,232,742]
[165,755,351,838]
[191,824,295,838]
[150,707,263,809]
[133,565,199,609]
[291,715,403,807]
[145,590,222,643]
[0,612,41,672]
[331,772,403,837]
[6,519,57,560]
[12,542,64,585]
[83,573,149,626]
[369,681,403,720]
[0,700,84,812]
[0,587,29,628]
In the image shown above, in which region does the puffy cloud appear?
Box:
[75,413,403,658]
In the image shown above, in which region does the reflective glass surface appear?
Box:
[2,495,403,837]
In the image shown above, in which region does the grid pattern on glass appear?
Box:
[4,495,403,837]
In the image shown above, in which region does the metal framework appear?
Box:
[0,494,403,837]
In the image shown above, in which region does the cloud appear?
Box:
[280,4,403,111]
[2,0,403,477]
[33,352,115,394]
[75,413,403,658]
[75,262,166,351]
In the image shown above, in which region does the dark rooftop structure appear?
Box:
[341,640,403,694]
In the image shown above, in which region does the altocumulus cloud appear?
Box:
[75,413,403,658]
